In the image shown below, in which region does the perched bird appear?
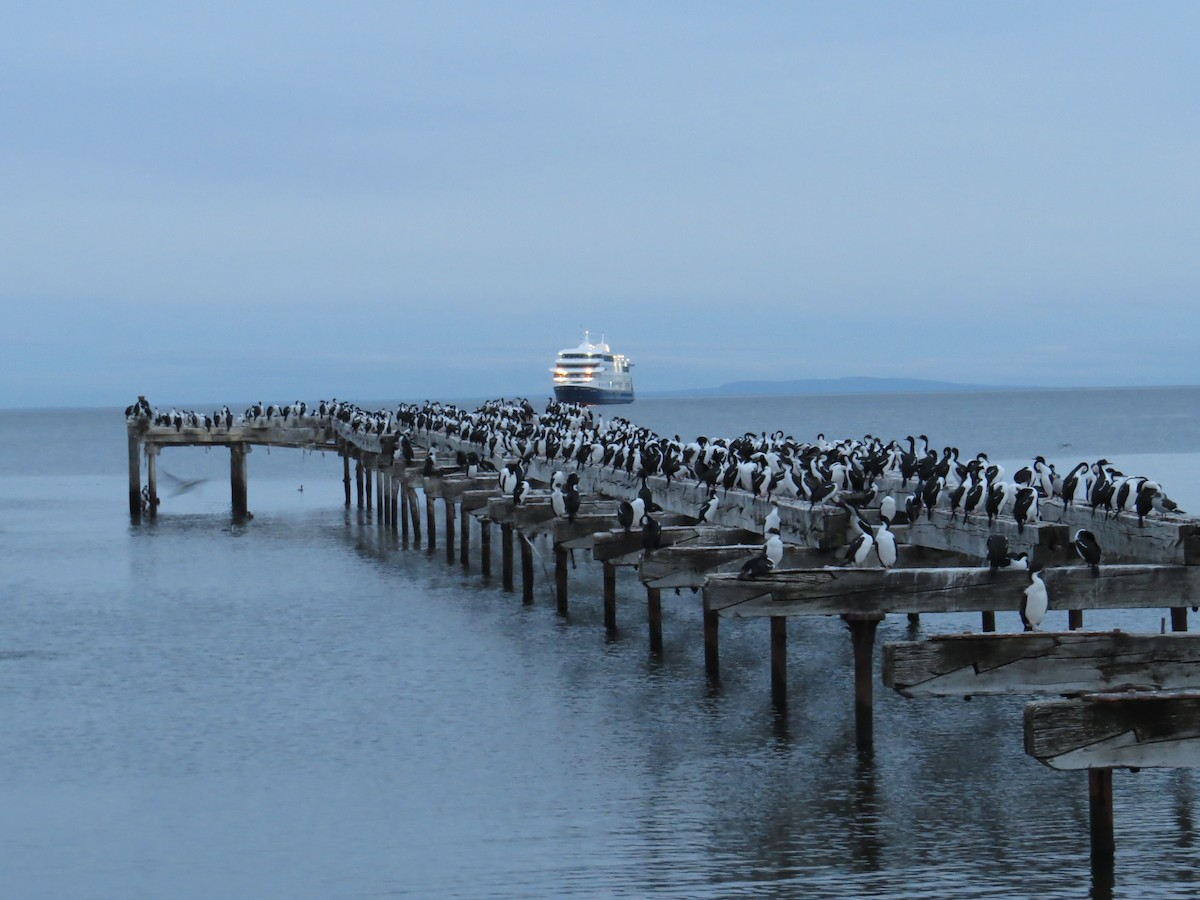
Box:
[641,514,662,552]
[764,529,784,568]
[1021,566,1049,631]
[697,489,720,524]
[550,485,567,518]
[874,520,897,568]
[1012,485,1039,533]
[879,494,897,526]
[845,528,875,567]
[986,534,1009,571]
[564,475,581,522]
[1074,529,1102,576]
[738,551,774,580]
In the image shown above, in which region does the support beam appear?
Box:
[444,498,456,565]
[845,613,884,752]
[128,430,142,519]
[771,616,787,709]
[355,460,364,509]
[603,562,617,637]
[884,632,1200,698]
[460,503,470,567]
[521,533,534,604]
[229,443,247,520]
[647,587,662,654]
[555,544,569,616]
[1089,768,1115,863]
[342,452,351,507]
[1025,690,1200,770]
[501,523,514,593]
[425,493,437,552]
[480,518,491,578]
[704,608,720,682]
[146,444,159,520]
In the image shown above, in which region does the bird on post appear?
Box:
[874,519,897,568]
[641,514,662,552]
[564,473,581,522]
[986,534,1009,571]
[1021,566,1048,631]
[738,550,774,580]
[697,488,719,523]
[1074,529,1101,576]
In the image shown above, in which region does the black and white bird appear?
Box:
[738,551,774,580]
[564,474,581,522]
[697,489,720,523]
[1012,485,1039,533]
[879,494,897,526]
[641,514,662,552]
[764,528,784,569]
[1021,566,1048,631]
[986,534,1009,571]
[874,519,897,568]
[1074,529,1102,576]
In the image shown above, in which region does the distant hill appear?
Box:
[641,376,1010,398]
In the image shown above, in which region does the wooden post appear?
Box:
[1070,610,1084,630]
[521,533,534,604]
[704,608,720,682]
[376,469,384,521]
[845,613,884,752]
[365,461,373,512]
[906,613,920,626]
[1089,768,1115,863]
[391,477,400,532]
[380,472,390,527]
[771,616,788,709]
[445,498,456,564]
[647,587,663,654]
[355,460,364,508]
[1172,608,1189,632]
[480,519,492,578]
[400,480,410,540]
[146,445,159,519]
[555,544,569,616]
[128,430,141,519]
[425,493,437,552]
[501,523,514,592]
[229,443,248,520]
[603,562,617,637]
[342,452,351,507]
[981,611,996,632]
[407,485,422,543]
[460,504,470,567]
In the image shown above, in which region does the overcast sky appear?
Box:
[2,2,1197,409]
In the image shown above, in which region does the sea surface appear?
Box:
[2,387,1199,899]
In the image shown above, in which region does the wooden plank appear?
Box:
[884,632,1200,697]
[897,510,1073,565]
[704,563,1200,618]
[1025,691,1200,770]
[591,520,716,564]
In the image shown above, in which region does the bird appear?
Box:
[986,534,1009,571]
[1021,566,1048,631]
[764,505,780,534]
[1012,485,1039,533]
[160,470,208,497]
[845,528,875,567]
[764,529,784,568]
[738,551,774,580]
[1074,529,1101,576]
[879,494,897,526]
[641,514,662,552]
[564,475,581,522]
[550,485,567,518]
[874,520,897,568]
[697,489,719,523]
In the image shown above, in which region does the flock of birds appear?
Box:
[130,395,1184,631]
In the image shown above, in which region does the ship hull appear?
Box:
[553,385,635,405]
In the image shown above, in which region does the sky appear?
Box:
[2,2,1198,409]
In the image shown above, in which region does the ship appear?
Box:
[550,332,635,405]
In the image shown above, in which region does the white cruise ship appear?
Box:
[550,332,635,405]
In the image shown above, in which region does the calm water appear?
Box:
[3,388,1200,898]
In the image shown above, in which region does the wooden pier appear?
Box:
[125,396,1200,868]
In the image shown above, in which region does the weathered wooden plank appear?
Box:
[884,632,1200,697]
[1025,691,1200,770]
[896,510,1073,565]
[591,519,703,564]
[460,488,499,512]
[421,474,498,500]
[704,563,1200,618]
